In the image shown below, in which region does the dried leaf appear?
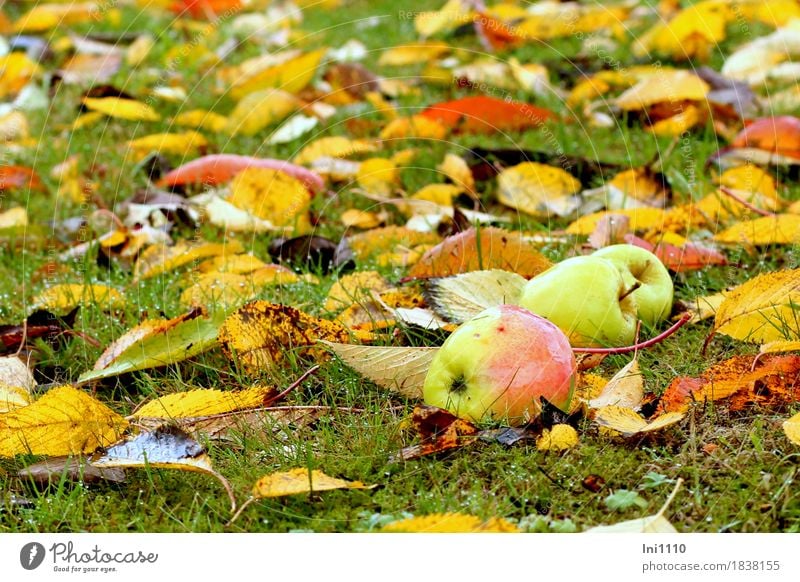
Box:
[713,215,800,245]
[713,269,800,343]
[382,513,520,533]
[425,270,527,323]
[589,359,644,410]
[227,167,311,233]
[219,301,351,372]
[496,162,581,217]
[0,386,128,457]
[134,240,245,280]
[322,342,437,399]
[393,405,478,461]
[251,468,374,498]
[324,271,389,312]
[536,424,579,451]
[82,96,160,122]
[225,89,299,136]
[593,406,685,437]
[133,386,275,419]
[405,227,552,281]
[31,284,125,315]
[784,411,800,445]
[18,457,126,486]
[587,479,682,533]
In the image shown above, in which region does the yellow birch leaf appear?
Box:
[713,269,800,343]
[341,209,383,229]
[252,468,374,498]
[680,291,727,324]
[347,226,441,259]
[379,115,447,140]
[410,184,463,207]
[713,214,800,245]
[71,111,105,131]
[219,301,351,372]
[0,207,27,229]
[230,49,326,100]
[227,168,311,233]
[594,406,685,437]
[496,162,581,217]
[225,89,299,136]
[0,383,30,414]
[250,265,302,286]
[0,386,127,457]
[759,340,800,355]
[294,136,378,166]
[179,273,257,311]
[378,42,450,66]
[718,165,778,202]
[356,158,399,196]
[784,411,800,445]
[133,386,274,419]
[126,34,154,66]
[197,254,268,275]
[536,424,579,452]
[414,0,473,37]
[437,153,475,195]
[567,208,667,236]
[134,240,244,280]
[381,513,520,533]
[0,53,42,99]
[616,70,708,110]
[31,284,125,314]
[173,109,228,133]
[127,131,207,157]
[324,271,389,312]
[82,97,160,122]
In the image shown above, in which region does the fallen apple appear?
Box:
[423,304,577,425]
[518,246,673,347]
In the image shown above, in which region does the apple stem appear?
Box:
[572,313,692,355]
[618,281,642,302]
[718,186,776,217]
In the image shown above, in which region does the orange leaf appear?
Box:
[171,0,242,19]
[404,227,552,281]
[659,355,800,413]
[0,165,43,192]
[393,405,478,461]
[731,116,800,159]
[420,96,555,134]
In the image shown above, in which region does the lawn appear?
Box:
[1,0,799,533]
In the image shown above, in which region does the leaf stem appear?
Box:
[573,314,692,355]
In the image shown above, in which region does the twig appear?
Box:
[718,186,776,217]
[573,314,692,355]
[262,365,320,407]
[226,496,255,526]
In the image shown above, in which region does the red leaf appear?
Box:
[170,0,242,18]
[731,116,800,159]
[474,13,524,51]
[420,96,556,134]
[156,154,325,193]
[622,236,726,273]
[0,165,44,192]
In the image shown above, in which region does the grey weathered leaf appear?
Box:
[425,269,527,323]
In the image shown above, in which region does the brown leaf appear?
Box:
[392,405,478,461]
[18,457,126,486]
[404,227,552,281]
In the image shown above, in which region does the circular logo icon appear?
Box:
[20,542,46,570]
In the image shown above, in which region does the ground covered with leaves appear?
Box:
[1,0,800,533]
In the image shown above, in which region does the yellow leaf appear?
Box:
[293,136,378,165]
[250,264,303,286]
[134,386,274,419]
[252,468,373,498]
[324,271,389,312]
[0,386,127,457]
[197,254,268,275]
[536,424,579,451]
[718,164,778,201]
[225,89,299,136]
[179,273,257,311]
[13,2,99,33]
[0,111,29,142]
[127,131,207,157]
[356,158,399,196]
[381,513,520,533]
[219,301,351,372]
[410,184,463,207]
[680,291,728,324]
[588,359,643,410]
[0,53,42,99]
[82,97,160,122]
[759,340,800,355]
[567,208,667,236]
[713,269,800,343]
[173,109,228,133]
[616,70,709,110]
[0,207,27,229]
[594,406,685,437]
[648,105,702,136]
[379,115,447,140]
[608,168,665,204]
[340,208,384,229]
[230,49,326,100]
[713,214,800,245]
[635,1,729,59]
[31,284,125,314]
[134,240,244,280]
[126,34,154,66]
[784,411,800,445]
[71,111,105,131]
[0,383,30,414]
[227,168,311,234]
[437,153,475,195]
[378,42,450,66]
[414,0,473,37]
[496,162,581,217]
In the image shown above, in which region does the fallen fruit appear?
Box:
[423,305,576,425]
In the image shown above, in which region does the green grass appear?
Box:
[1,0,800,533]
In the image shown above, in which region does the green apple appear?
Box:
[518,255,638,347]
[518,245,673,347]
[591,244,673,325]
[423,304,577,426]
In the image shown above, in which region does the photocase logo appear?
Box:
[20,542,46,570]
